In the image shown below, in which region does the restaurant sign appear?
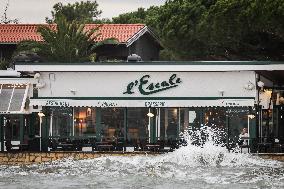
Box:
[123,74,182,95]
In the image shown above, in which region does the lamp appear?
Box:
[244,82,255,90]
[36,82,46,89]
[218,90,225,97]
[70,89,77,95]
[34,73,41,79]
[257,81,264,88]
[34,73,46,89]
[38,111,45,117]
[147,112,154,118]
[248,114,255,119]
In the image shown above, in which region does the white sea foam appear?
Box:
[0,126,283,188]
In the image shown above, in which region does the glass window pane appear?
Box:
[9,85,26,112]
[3,115,21,141]
[180,108,189,133]
[160,108,179,140]
[50,107,73,137]
[204,108,226,129]
[0,84,13,112]
[74,107,96,137]
[226,107,251,144]
[101,108,124,141]
[127,108,148,144]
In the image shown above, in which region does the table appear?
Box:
[145,144,160,152]
[11,144,29,151]
[58,143,74,151]
[257,143,272,153]
[272,143,284,153]
[96,144,113,151]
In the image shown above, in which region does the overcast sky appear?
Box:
[0,0,166,23]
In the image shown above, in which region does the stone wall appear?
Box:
[0,152,156,165]
[253,153,284,162]
[1,152,283,165]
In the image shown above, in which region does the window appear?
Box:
[74,107,96,137]
[101,108,124,140]
[127,108,149,144]
[50,107,73,137]
[160,108,179,140]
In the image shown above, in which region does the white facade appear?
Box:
[30,71,256,107]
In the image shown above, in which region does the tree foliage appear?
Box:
[112,6,160,27]
[17,16,115,62]
[156,0,213,60]
[0,0,18,24]
[0,59,9,70]
[45,1,102,24]
[199,0,284,60]
[112,0,284,60]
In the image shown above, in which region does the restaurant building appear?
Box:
[1,61,284,152]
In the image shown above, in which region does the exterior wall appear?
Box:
[95,34,161,61]
[129,33,160,61]
[95,44,129,61]
[0,152,157,165]
[252,153,284,162]
[0,33,161,62]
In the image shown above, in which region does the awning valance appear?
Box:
[0,83,29,114]
[30,98,255,108]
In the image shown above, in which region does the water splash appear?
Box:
[0,126,283,188]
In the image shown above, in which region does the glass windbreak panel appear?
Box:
[101,108,124,141]
[3,116,20,141]
[50,107,73,137]
[179,108,190,134]
[226,107,251,145]
[261,109,273,140]
[273,105,284,141]
[202,108,227,145]
[204,108,227,129]
[74,107,96,137]
[4,115,24,141]
[23,115,30,142]
[127,108,148,144]
[189,109,200,129]
[34,114,40,136]
[160,108,179,141]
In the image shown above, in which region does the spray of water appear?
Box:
[0,126,283,188]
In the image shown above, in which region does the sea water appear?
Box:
[0,127,283,189]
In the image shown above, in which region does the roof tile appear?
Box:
[0,24,145,43]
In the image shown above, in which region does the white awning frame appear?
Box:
[30,98,255,108]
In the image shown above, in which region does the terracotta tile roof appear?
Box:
[0,24,146,44]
